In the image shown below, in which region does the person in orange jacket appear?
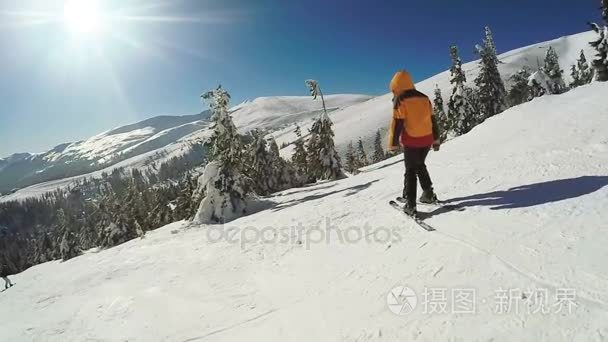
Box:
[387,70,441,216]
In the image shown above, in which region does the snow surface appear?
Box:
[1,82,607,341]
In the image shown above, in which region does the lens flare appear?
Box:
[63,0,105,34]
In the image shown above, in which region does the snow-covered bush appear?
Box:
[193,161,248,224]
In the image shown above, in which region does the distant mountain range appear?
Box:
[0,95,371,196]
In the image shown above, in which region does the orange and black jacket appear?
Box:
[387,71,440,149]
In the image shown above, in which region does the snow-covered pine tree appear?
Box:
[447,45,477,136]
[56,209,80,261]
[291,124,308,175]
[305,80,344,180]
[577,50,594,85]
[305,80,327,116]
[249,130,277,195]
[125,180,148,235]
[344,141,357,173]
[174,173,196,220]
[570,64,582,88]
[194,86,250,224]
[507,68,532,106]
[474,26,507,120]
[268,137,303,190]
[372,130,385,163]
[355,139,369,168]
[463,87,483,127]
[432,85,448,141]
[150,191,172,228]
[543,47,567,94]
[589,0,608,81]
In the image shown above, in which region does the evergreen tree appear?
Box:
[475,26,506,120]
[372,130,385,163]
[344,141,357,173]
[355,139,369,168]
[194,86,250,224]
[291,124,308,175]
[463,87,483,127]
[570,64,582,88]
[150,191,172,229]
[305,80,344,180]
[589,1,608,81]
[249,130,277,195]
[543,47,567,94]
[267,137,302,191]
[174,173,196,220]
[432,85,448,141]
[569,51,594,88]
[447,45,476,135]
[125,181,148,232]
[305,79,328,116]
[578,50,595,84]
[56,209,80,261]
[507,68,532,106]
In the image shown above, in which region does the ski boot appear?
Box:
[403,204,417,217]
[419,189,438,204]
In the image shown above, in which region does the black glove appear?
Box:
[432,140,440,151]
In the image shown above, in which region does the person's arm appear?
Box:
[387,107,406,151]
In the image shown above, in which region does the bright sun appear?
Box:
[63,0,105,34]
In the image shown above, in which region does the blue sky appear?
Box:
[0,0,601,157]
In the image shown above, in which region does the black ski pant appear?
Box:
[403,147,433,207]
[2,276,12,289]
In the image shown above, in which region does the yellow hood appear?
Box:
[390,70,415,95]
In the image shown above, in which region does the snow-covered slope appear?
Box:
[1,82,607,341]
[0,94,371,198]
[273,31,598,158]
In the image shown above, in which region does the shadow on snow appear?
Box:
[271,179,381,212]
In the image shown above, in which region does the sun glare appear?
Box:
[63,0,105,34]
